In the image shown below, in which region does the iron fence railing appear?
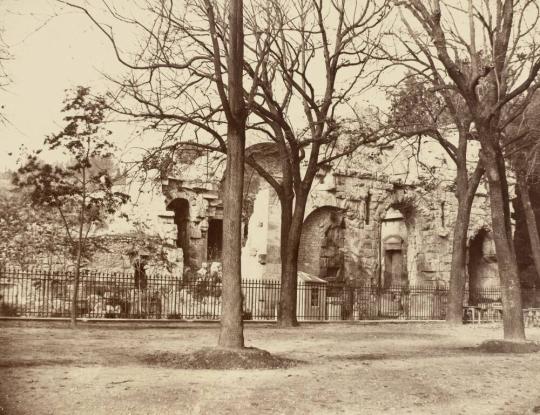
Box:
[1,267,538,321]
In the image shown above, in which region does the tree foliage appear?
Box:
[14,87,129,242]
[0,189,69,269]
[13,86,129,326]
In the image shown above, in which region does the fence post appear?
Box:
[377,282,382,318]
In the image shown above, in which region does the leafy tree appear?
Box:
[14,87,129,327]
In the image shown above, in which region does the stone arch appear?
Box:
[375,189,427,286]
[298,206,346,282]
[467,227,499,303]
[246,142,280,156]
[245,143,281,182]
[243,143,282,246]
[304,192,341,218]
[380,207,408,287]
[374,189,424,224]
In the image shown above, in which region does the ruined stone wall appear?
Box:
[85,234,182,276]
[161,178,223,271]
[153,156,497,289]
[241,188,270,279]
[239,168,448,283]
[86,236,134,273]
[298,206,344,278]
[289,170,491,286]
[1,231,182,276]
[153,144,497,288]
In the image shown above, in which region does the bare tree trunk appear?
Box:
[278,193,307,327]
[71,165,87,329]
[218,124,245,348]
[70,236,83,328]
[70,253,81,328]
[517,172,540,281]
[484,150,525,340]
[446,200,473,323]
[278,233,301,327]
[278,196,294,326]
[218,0,245,349]
[279,193,293,269]
[447,166,483,324]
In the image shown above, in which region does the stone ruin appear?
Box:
[1,140,519,319]
[151,141,500,294]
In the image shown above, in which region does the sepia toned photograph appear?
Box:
[1,1,540,414]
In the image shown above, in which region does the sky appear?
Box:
[0,0,395,173]
[0,0,129,170]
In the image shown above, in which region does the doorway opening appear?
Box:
[207,219,223,261]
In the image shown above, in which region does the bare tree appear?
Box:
[217,0,247,348]
[388,0,540,340]
[60,0,388,327]
[60,0,252,347]
[387,75,484,324]
[236,0,389,326]
[508,96,540,289]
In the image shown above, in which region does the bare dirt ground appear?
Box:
[1,321,540,415]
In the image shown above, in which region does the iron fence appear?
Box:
[1,267,537,321]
